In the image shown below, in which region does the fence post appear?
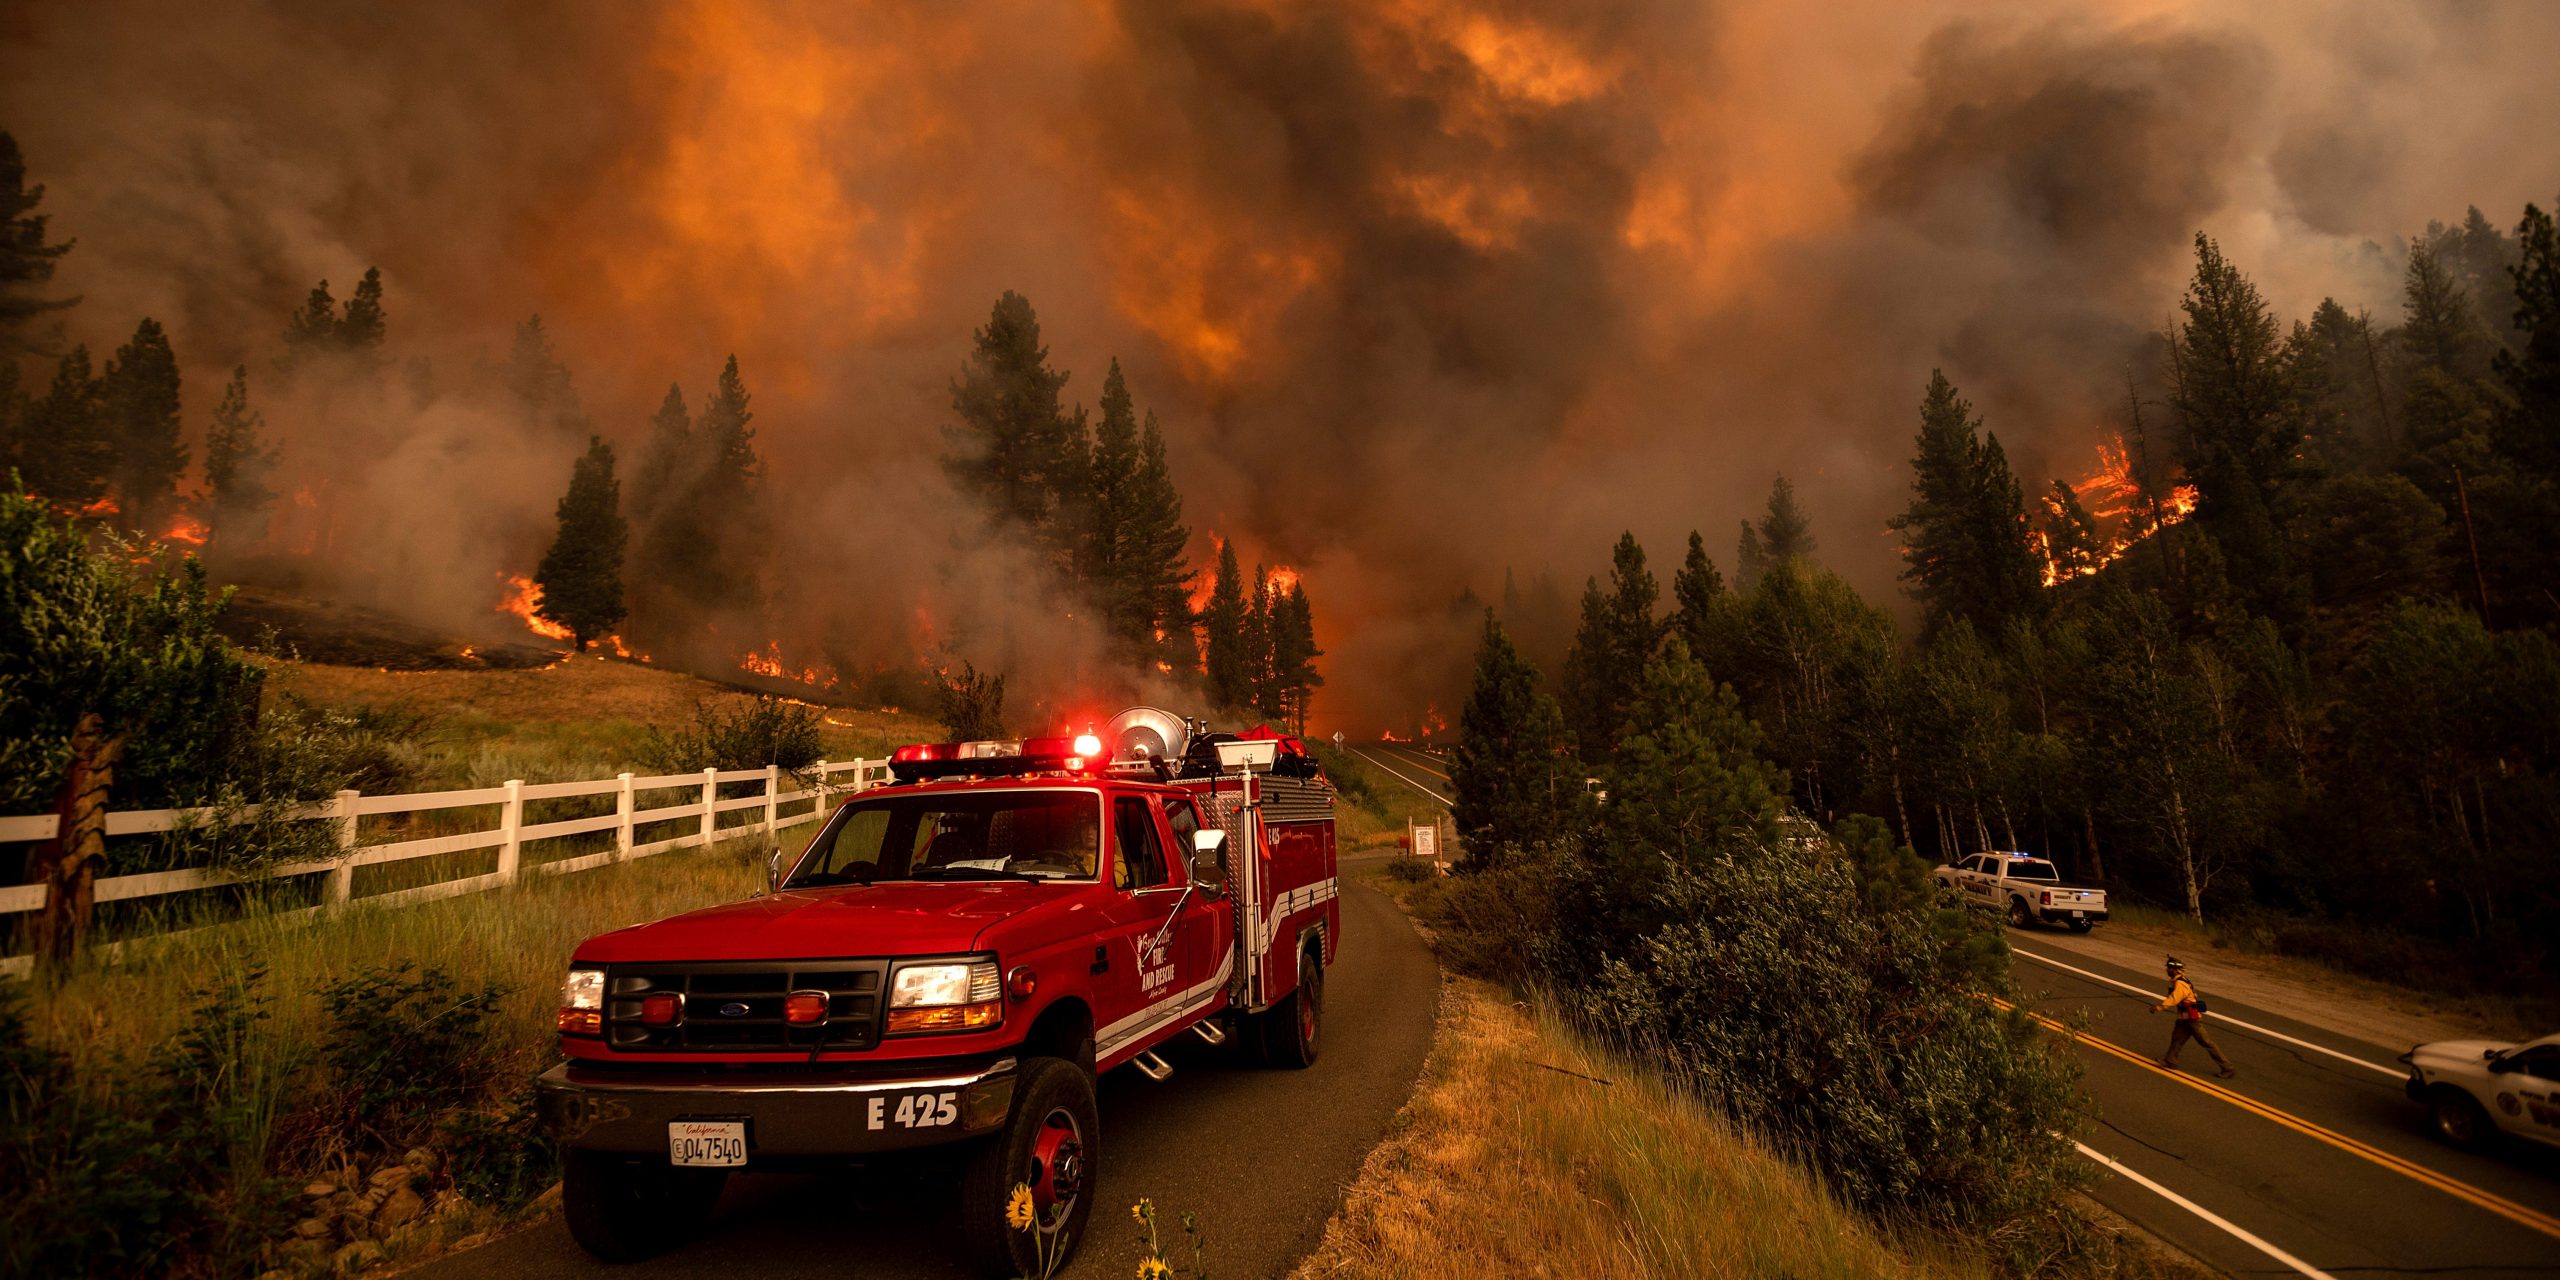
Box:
[497,779,524,884]
[615,772,635,860]
[327,789,360,906]
[700,767,718,847]
[763,764,780,835]
[813,759,829,826]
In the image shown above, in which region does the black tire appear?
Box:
[1258,945,1323,1069]
[960,1057,1098,1279]
[2006,897,2034,930]
[2430,1087,2496,1152]
[561,1146,728,1263]
[2067,919,2094,934]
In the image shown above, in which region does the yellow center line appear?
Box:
[1995,997,2560,1242]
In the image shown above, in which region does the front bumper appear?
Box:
[535,1056,1018,1158]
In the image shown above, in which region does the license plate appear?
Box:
[668,1120,747,1167]
[2072,910,2085,919]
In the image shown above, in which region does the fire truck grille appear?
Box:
[603,960,887,1052]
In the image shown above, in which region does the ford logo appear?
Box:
[718,1002,751,1018]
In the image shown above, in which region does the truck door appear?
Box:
[1161,796,1234,999]
[1106,795,1184,1010]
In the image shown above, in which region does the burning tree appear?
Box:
[533,435,628,649]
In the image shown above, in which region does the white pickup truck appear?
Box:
[2401,1033,2560,1152]
[1930,852,2108,932]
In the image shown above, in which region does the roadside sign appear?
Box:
[1409,823,1437,862]
[1332,731,1345,749]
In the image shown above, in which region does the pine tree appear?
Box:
[1558,532,1660,760]
[0,132,77,355]
[505,315,586,437]
[337,267,387,355]
[1084,359,1141,612]
[2169,233,2301,609]
[1602,636,1787,872]
[631,382,692,509]
[534,436,629,649]
[99,317,185,528]
[2401,237,2484,381]
[1888,371,2041,638]
[2494,201,2558,475]
[2039,480,2102,583]
[277,280,339,386]
[1735,520,1767,591]
[946,292,1081,562]
[1269,580,1323,731]
[20,345,108,502]
[202,366,278,549]
[1756,474,1816,562]
[1244,565,1276,718]
[1668,530,1726,666]
[1452,612,1577,863]
[1202,540,1252,709]
[1128,413,1198,672]
[687,355,762,612]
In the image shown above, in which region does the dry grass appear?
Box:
[1293,975,1990,1280]
[260,653,942,788]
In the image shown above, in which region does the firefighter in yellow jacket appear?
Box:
[2153,956,2236,1078]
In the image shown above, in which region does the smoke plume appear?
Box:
[5,0,2555,729]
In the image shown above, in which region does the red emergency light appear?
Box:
[886,735,1105,781]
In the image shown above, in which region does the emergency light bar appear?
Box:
[887,735,1105,782]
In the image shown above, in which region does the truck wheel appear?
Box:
[961,1057,1097,1279]
[2067,919,2094,934]
[561,1146,728,1262]
[1258,945,1323,1069]
[2006,897,2033,930]
[2429,1087,2496,1152]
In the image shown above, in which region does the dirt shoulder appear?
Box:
[2021,916,2544,1048]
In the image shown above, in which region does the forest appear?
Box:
[1458,199,2560,994]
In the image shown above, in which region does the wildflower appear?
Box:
[1132,1199,1153,1226]
[1136,1257,1174,1280]
[1006,1183,1036,1231]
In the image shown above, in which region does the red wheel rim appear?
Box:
[1299,974,1318,1045]
[1027,1107,1085,1228]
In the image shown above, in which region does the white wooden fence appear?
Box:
[0,758,891,979]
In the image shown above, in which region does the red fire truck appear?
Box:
[535,707,1341,1276]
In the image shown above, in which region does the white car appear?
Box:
[2401,1032,2560,1151]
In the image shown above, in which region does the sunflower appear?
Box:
[1006,1183,1036,1231]
[1131,1199,1154,1226]
[1136,1257,1175,1280]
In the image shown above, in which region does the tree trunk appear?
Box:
[1889,765,1911,852]
[1997,798,2019,852]
[24,712,126,978]
[2083,806,2106,883]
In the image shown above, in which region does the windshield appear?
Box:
[787,790,1102,886]
[2004,860,2058,881]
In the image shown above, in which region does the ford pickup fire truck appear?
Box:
[534,707,1341,1276]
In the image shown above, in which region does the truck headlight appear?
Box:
[557,967,606,1035]
[887,959,1003,1033]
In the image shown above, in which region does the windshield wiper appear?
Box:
[904,866,1034,881]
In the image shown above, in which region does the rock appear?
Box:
[367,1165,410,1193]
[304,1180,339,1199]
[374,1185,426,1229]
[257,1269,294,1280]
[529,1182,562,1212]
[294,1216,335,1240]
[331,1239,385,1274]
[449,1232,491,1253]
[402,1146,440,1176]
[284,1238,332,1267]
[429,1191,473,1221]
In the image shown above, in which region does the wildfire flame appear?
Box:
[603,634,649,662]
[497,573,575,642]
[741,641,837,688]
[1419,704,1448,738]
[1267,565,1301,597]
[162,513,209,547]
[2039,437,2203,588]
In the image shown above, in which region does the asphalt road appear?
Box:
[416,875,1439,1280]
[1348,743,1455,809]
[2009,932,2560,1277]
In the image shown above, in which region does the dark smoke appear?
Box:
[5,1,2555,731]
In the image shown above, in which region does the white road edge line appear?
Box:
[2014,946,2404,1079]
[2075,1140,2337,1280]
[1348,746,1453,811]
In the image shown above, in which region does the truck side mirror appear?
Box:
[1191,829,1227,888]
[765,845,786,895]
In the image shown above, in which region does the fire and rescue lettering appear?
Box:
[1134,932,1175,996]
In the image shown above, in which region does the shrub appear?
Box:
[935,661,1007,741]
[1569,845,2085,1227]
[440,1082,558,1211]
[1381,857,1434,884]
[316,962,508,1151]
[0,973,297,1280]
[1410,848,1570,990]
[641,695,822,774]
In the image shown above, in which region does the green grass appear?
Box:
[1313,744,1449,851]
